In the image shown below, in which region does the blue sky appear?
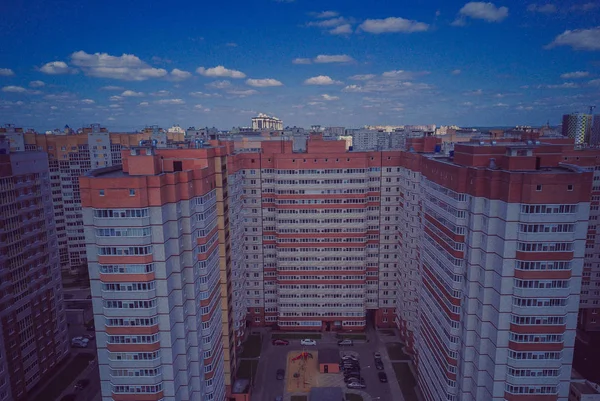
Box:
[1,0,600,131]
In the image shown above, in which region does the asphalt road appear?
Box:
[252,327,395,401]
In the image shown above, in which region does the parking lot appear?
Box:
[250,327,405,401]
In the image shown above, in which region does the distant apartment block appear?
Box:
[0,137,69,401]
[563,113,593,146]
[251,113,283,131]
[1,125,184,272]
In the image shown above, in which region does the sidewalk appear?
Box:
[375,328,406,401]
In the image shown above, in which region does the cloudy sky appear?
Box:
[1,0,600,131]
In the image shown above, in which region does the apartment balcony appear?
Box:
[107,357,162,369]
[505,373,561,386]
[101,289,157,301]
[109,374,163,387]
[96,236,153,247]
[93,217,151,228]
[102,306,158,318]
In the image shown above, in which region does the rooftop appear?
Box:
[309,387,343,401]
[318,348,339,364]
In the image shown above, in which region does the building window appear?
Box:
[567,185,573,191]
[99,190,105,196]
[536,185,542,191]
[255,317,261,323]
[129,189,135,196]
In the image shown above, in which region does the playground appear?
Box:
[286,351,319,393]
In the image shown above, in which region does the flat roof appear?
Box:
[318,348,339,364]
[572,381,600,395]
[309,387,343,401]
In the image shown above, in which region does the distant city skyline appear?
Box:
[1,1,600,130]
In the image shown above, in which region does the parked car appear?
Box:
[375,359,384,370]
[342,365,360,372]
[347,381,367,389]
[276,369,285,380]
[338,338,353,346]
[341,354,358,361]
[71,337,89,348]
[374,352,382,359]
[83,334,95,341]
[344,375,364,384]
[346,377,366,385]
[344,371,361,379]
[74,379,90,391]
[378,372,388,383]
[300,339,316,346]
[272,339,289,346]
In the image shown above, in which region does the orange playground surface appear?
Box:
[286,350,319,393]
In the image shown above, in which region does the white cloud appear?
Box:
[516,105,534,110]
[50,106,58,110]
[451,69,462,75]
[293,58,312,65]
[465,89,484,95]
[0,68,15,76]
[80,99,95,104]
[546,27,600,51]
[194,104,203,109]
[308,17,348,28]
[151,90,171,96]
[100,85,124,91]
[196,65,246,78]
[560,71,589,79]
[494,102,509,107]
[349,74,376,81]
[536,82,579,88]
[2,86,27,93]
[314,54,354,63]
[342,85,364,92]
[70,51,167,80]
[358,17,429,33]
[170,68,192,81]
[139,102,149,106]
[461,101,473,106]
[29,80,45,87]
[453,2,509,25]
[155,98,185,105]
[227,89,258,96]
[571,3,598,11]
[304,75,342,85]
[107,117,116,121]
[527,4,557,13]
[40,61,72,75]
[590,79,600,86]
[381,70,429,80]
[321,94,340,101]
[330,24,352,35]
[313,11,339,18]
[109,104,122,108]
[109,95,123,102]
[225,42,238,47]
[206,80,232,89]
[121,90,144,97]
[246,78,283,87]
[189,91,215,97]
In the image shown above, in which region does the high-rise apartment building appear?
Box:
[562,113,593,145]
[80,143,247,401]
[396,139,590,401]
[591,115,600,147]
[76,131,598,401]
[0,137,69,401]
[1,125,184,272]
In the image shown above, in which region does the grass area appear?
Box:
[379,329,396,336]
[392,363,418,401]
[239,334,262,359]
[386,342,411,361]
[336,333,367,340]
[32,353,95,401]
[272,333,322,340]
[290,396,308,401]
[345,394,364,401]
[236,359,259,384]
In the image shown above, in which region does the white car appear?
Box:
[300,339,317,346]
